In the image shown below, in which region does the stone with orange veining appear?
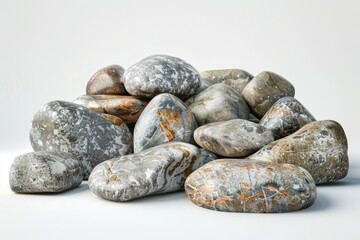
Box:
[185,159,317,213]
[99,113,127,127]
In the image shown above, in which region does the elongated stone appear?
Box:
[86,65,128,95]
[249,120,348,184]
[260,97,316,139]
[134,93,197,153]
[89,142,215,202]
[99,113,127,127]
[124,55,201,100]
[186,84,250,125]
[73,95,148,125]
[30,101,133,179]
[185,159,317,213]
[9,152,83,193]
[194,119,274,157]
[242,71,295,118]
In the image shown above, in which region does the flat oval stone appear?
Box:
[185,159,317,213]
[260,97,316,139]
[186,83,250,125]
[242,71,295,118]
[249,120,348,184]
[86,65,128,95]
[30,101,133,179]
[73,95,148,125]
[88,142,215,202]
[124,55,201,100]
[9,152,83,193]
[134,93,197,153]
[194,119,274,157]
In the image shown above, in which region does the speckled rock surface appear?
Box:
[30,101,133,179]
[9,152,83,193]
[185,159,317,213]
[73,95,148,125]
[88,142,213,202]
[186,84,250,125]
[124,55,201,100]
[134,93,197,153]
[260,97,316,139]
[86,65,128,95]
[194,119,274,157]
[249,120,348,184]
[242,71,295,118]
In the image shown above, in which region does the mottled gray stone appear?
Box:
[88,142,214,202]
[9,151,83,193]
[134,93,197,153]
[30,101,133,179]
[195,78,212,94]
[242,71,295,118]
[124,55,201,100]
[185,159,317,213]
[186,83,250,125]
[194,119,274,157]
[249,114,260,123]
[199,148,218,165]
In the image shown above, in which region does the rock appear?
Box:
[30,101,133,179]
[195,78,212,94]
[186,84,250,125]
[99,113,127,127]
[199,148,218,165]
[123,55,201,100]
[88,142,211,202]
[134,93,197,153]
[185,159,317,213]
[249,114,260,123]
[248,120,348,184]
[194,119,274,157]
[260,97,316,139]
[86,65,128,95]
[9,152,83,193]
[242,71,295,118]
[73,95,148,125]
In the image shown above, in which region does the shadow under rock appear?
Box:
[303,192,332,213]
[317,177,360,187]
[123,190,186,205]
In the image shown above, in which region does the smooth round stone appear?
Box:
[89,142,216,202]
[73,95,148,124]
[86,65,128,95]
[134,93,197,153]
[123,55,201,100]
[9,152,83,193]
[99,113,127,127]
[260,97,316,139]
[249,120,348,184]
[194,119,274,157]
[186,83,250,125]
[30,101,133,179]
[242,71,295,118]
[185,159,317,213]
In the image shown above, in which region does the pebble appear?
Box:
[185,159,317,213]
[99,113,127,127]
[9,152,83,193]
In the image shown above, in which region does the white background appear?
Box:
[1,0,359,239]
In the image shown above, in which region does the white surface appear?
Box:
[1,0,360,239]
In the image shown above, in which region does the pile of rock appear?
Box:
[9,54,349,213]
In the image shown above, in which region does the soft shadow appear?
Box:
[125,191,186,204]
[317,177,360,187]
[14,182,89,196]
[303,192,331,213]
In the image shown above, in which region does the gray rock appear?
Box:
[30,101,133,179]
[9,152,83,193]
[249,114,260,123]
[199,148,218,165]
[124,55,201,100]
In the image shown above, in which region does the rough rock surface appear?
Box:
[30,101,133,179]
[260,97,316,139]
[185,159,317,213]
[88,142,215,202]
[124,55,201,100]
[194,119,274,157]
[249,120,348,184]
[242,71,295,118]
[186,83,250,125]
[9,152,83,193]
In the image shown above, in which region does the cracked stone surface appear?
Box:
[185,159,317,213]
[9,151,83,193]
[88,142,217,202]
[249,120,348,184]
[30,101,133,179]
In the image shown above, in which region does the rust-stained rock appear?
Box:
[249,120,348,184]
[185,159,317,213]
[99,113,127,127]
